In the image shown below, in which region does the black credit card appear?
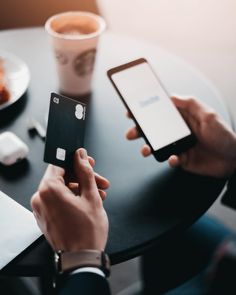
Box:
[44,92,86,169]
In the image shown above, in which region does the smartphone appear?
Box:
[107,58,196,162]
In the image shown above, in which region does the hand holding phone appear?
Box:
[107,58,196,162]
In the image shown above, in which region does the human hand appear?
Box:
[126,96,236,178]
[31,148,109,252]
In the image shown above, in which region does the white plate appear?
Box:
[0,50,30,111]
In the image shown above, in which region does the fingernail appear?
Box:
[79,148,87,159]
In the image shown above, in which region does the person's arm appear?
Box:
[31,148,111,295]
[221,171,236,210]
[127,96,236,209]
[59,271,110,295]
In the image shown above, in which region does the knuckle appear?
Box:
[56,175,64,183]
[204,111,217,123]
[31,193,40,212]
[81,163,94,178]
[85,191,103,208]
[187,97,197,106]
[93,196,104,210]
[38,179,58,199]
[94,195,103,207]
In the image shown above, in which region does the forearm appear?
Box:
[221,170,236,210]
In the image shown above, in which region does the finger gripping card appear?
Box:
[44,92,86,169]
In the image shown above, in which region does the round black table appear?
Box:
[0,28,230,277]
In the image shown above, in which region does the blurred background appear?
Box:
[1,1,236,294]
[99,0,236,129]
[1,0,236,124]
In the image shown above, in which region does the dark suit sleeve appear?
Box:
[59,272,111,295]
[221,172,236,210]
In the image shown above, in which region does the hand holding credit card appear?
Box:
[44,93,86,169]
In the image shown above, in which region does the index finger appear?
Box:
[171,96,209,121]
[74,149,98,200]
[65,156,95,184]
[126,126,141,140]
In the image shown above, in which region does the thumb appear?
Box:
[74,148,98,199]
[171,96,205,121]
[171,96,206,132]
[168,155,180,168]
[168,153,189,170]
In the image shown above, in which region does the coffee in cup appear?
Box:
[45,11,106,96]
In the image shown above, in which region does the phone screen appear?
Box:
[111,61,191,151]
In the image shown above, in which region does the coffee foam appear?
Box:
[51,15,98,36]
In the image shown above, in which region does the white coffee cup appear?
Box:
[45,11,106,96]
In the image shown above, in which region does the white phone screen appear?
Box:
[111,62,191,151]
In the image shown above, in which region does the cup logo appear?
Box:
[55,50,68,65]
[74,49,96,77]
[75,104,85,120]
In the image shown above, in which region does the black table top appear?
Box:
[0,28,230,276]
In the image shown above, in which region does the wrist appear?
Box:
[53,238,106,252]
[58,244,105,253]
[54,249,110,277]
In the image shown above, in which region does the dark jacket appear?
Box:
[59,272,111,295]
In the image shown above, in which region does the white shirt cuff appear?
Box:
[70,267,105,278]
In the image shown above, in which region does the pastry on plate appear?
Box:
[0,58,10,105]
